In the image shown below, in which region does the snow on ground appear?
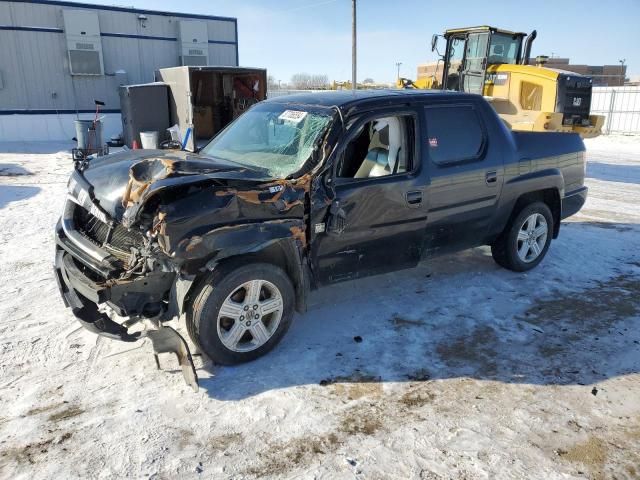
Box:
[0,137,639,479]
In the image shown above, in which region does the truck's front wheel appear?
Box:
[186,263,295,365]
[491,201,553,272]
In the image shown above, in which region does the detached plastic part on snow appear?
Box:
[55,249,199,392]
[147,327,199,392]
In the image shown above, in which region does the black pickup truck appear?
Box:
[54,90,587,389]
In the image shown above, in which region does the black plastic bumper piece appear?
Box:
[148,327,199,392]
[54,221,199,390]
[561,186,588,219]
[55,249,140,342]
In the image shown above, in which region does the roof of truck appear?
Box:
[264,89,473,108]
[445,26,527,37]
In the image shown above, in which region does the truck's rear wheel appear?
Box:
[491,202,553,272]
[186,263,295,365]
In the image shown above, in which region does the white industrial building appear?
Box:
[0,0,239,141]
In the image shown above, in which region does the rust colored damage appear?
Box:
[113,153,315,274]
[122,158,179,208]
[289,225,306,246]
[213,173,312,209]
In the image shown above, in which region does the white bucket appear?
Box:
[139,131,159,149]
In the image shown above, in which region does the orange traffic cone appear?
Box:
[132,139,140,149]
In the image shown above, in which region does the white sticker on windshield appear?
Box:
[278,110,308,124]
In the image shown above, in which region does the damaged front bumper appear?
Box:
[54,223,199,390]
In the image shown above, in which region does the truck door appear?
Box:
[422,101,504,254]
[461,32,489,95]
[311,109,428,284]
[443,35,465,91]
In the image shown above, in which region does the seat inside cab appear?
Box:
[339,116,409,179]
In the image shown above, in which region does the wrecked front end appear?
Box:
[54,149,312,391]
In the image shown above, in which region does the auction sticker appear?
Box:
[278,110,308,124]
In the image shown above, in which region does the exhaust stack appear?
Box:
[522,30,537,65]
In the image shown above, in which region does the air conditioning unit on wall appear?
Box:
[63,10,104,75]
[178,20,209,66]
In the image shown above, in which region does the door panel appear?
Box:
[311,110,428,285]
[444,36,465,91]
[462,33,489,94]
[423,103,504,255]
[314,177,427,283]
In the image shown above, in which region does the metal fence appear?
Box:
[591,86,640,135]
[267,89,324,98]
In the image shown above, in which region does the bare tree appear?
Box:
[267,75,279,90]
[363,78,375,84]
[290,73,329,90]
[290,73,310,89]
[310,74,329,89]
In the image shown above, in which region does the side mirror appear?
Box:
[431,34,438,52]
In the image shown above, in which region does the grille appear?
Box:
[69,50,102,75]
[181,55,208,66]
[73,205,145,262]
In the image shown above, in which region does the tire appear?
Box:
[186,263,295,365]
[491,201,554,272]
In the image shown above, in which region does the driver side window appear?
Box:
[337,114,413,179]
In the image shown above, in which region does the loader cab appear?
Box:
[439,27,526,94]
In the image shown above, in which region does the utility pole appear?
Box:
[352,0,356,91]
[619,59,626,86]
[395,62,402,80]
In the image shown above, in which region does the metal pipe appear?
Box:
[522,30,537,65]
[352,0,356,91]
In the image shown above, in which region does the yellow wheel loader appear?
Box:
[398,26,604,138]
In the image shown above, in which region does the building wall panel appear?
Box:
[0,0,238,117]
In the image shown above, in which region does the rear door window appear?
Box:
[424,105,485,164]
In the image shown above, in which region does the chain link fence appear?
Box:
[591,86,640,135]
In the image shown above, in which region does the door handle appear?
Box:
[405,190,423,206]
[485,171,497,185]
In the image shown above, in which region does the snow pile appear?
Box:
[0,137,639,479]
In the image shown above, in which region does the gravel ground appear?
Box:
[0,136,639,480]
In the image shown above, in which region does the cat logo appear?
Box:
[572,97,582,107]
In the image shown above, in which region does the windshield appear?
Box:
[200,103,333,178]
[488,33,522,65]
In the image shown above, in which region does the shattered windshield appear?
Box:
[201,103,333,178]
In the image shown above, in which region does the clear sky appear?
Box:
[79,0,639,83]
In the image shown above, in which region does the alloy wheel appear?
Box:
[216,279,284,352]
[516,213,548,263]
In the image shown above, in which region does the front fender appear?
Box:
[173,219,306,264]
[166,220,309,317]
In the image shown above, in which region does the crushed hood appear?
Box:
[80,149,272,222]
